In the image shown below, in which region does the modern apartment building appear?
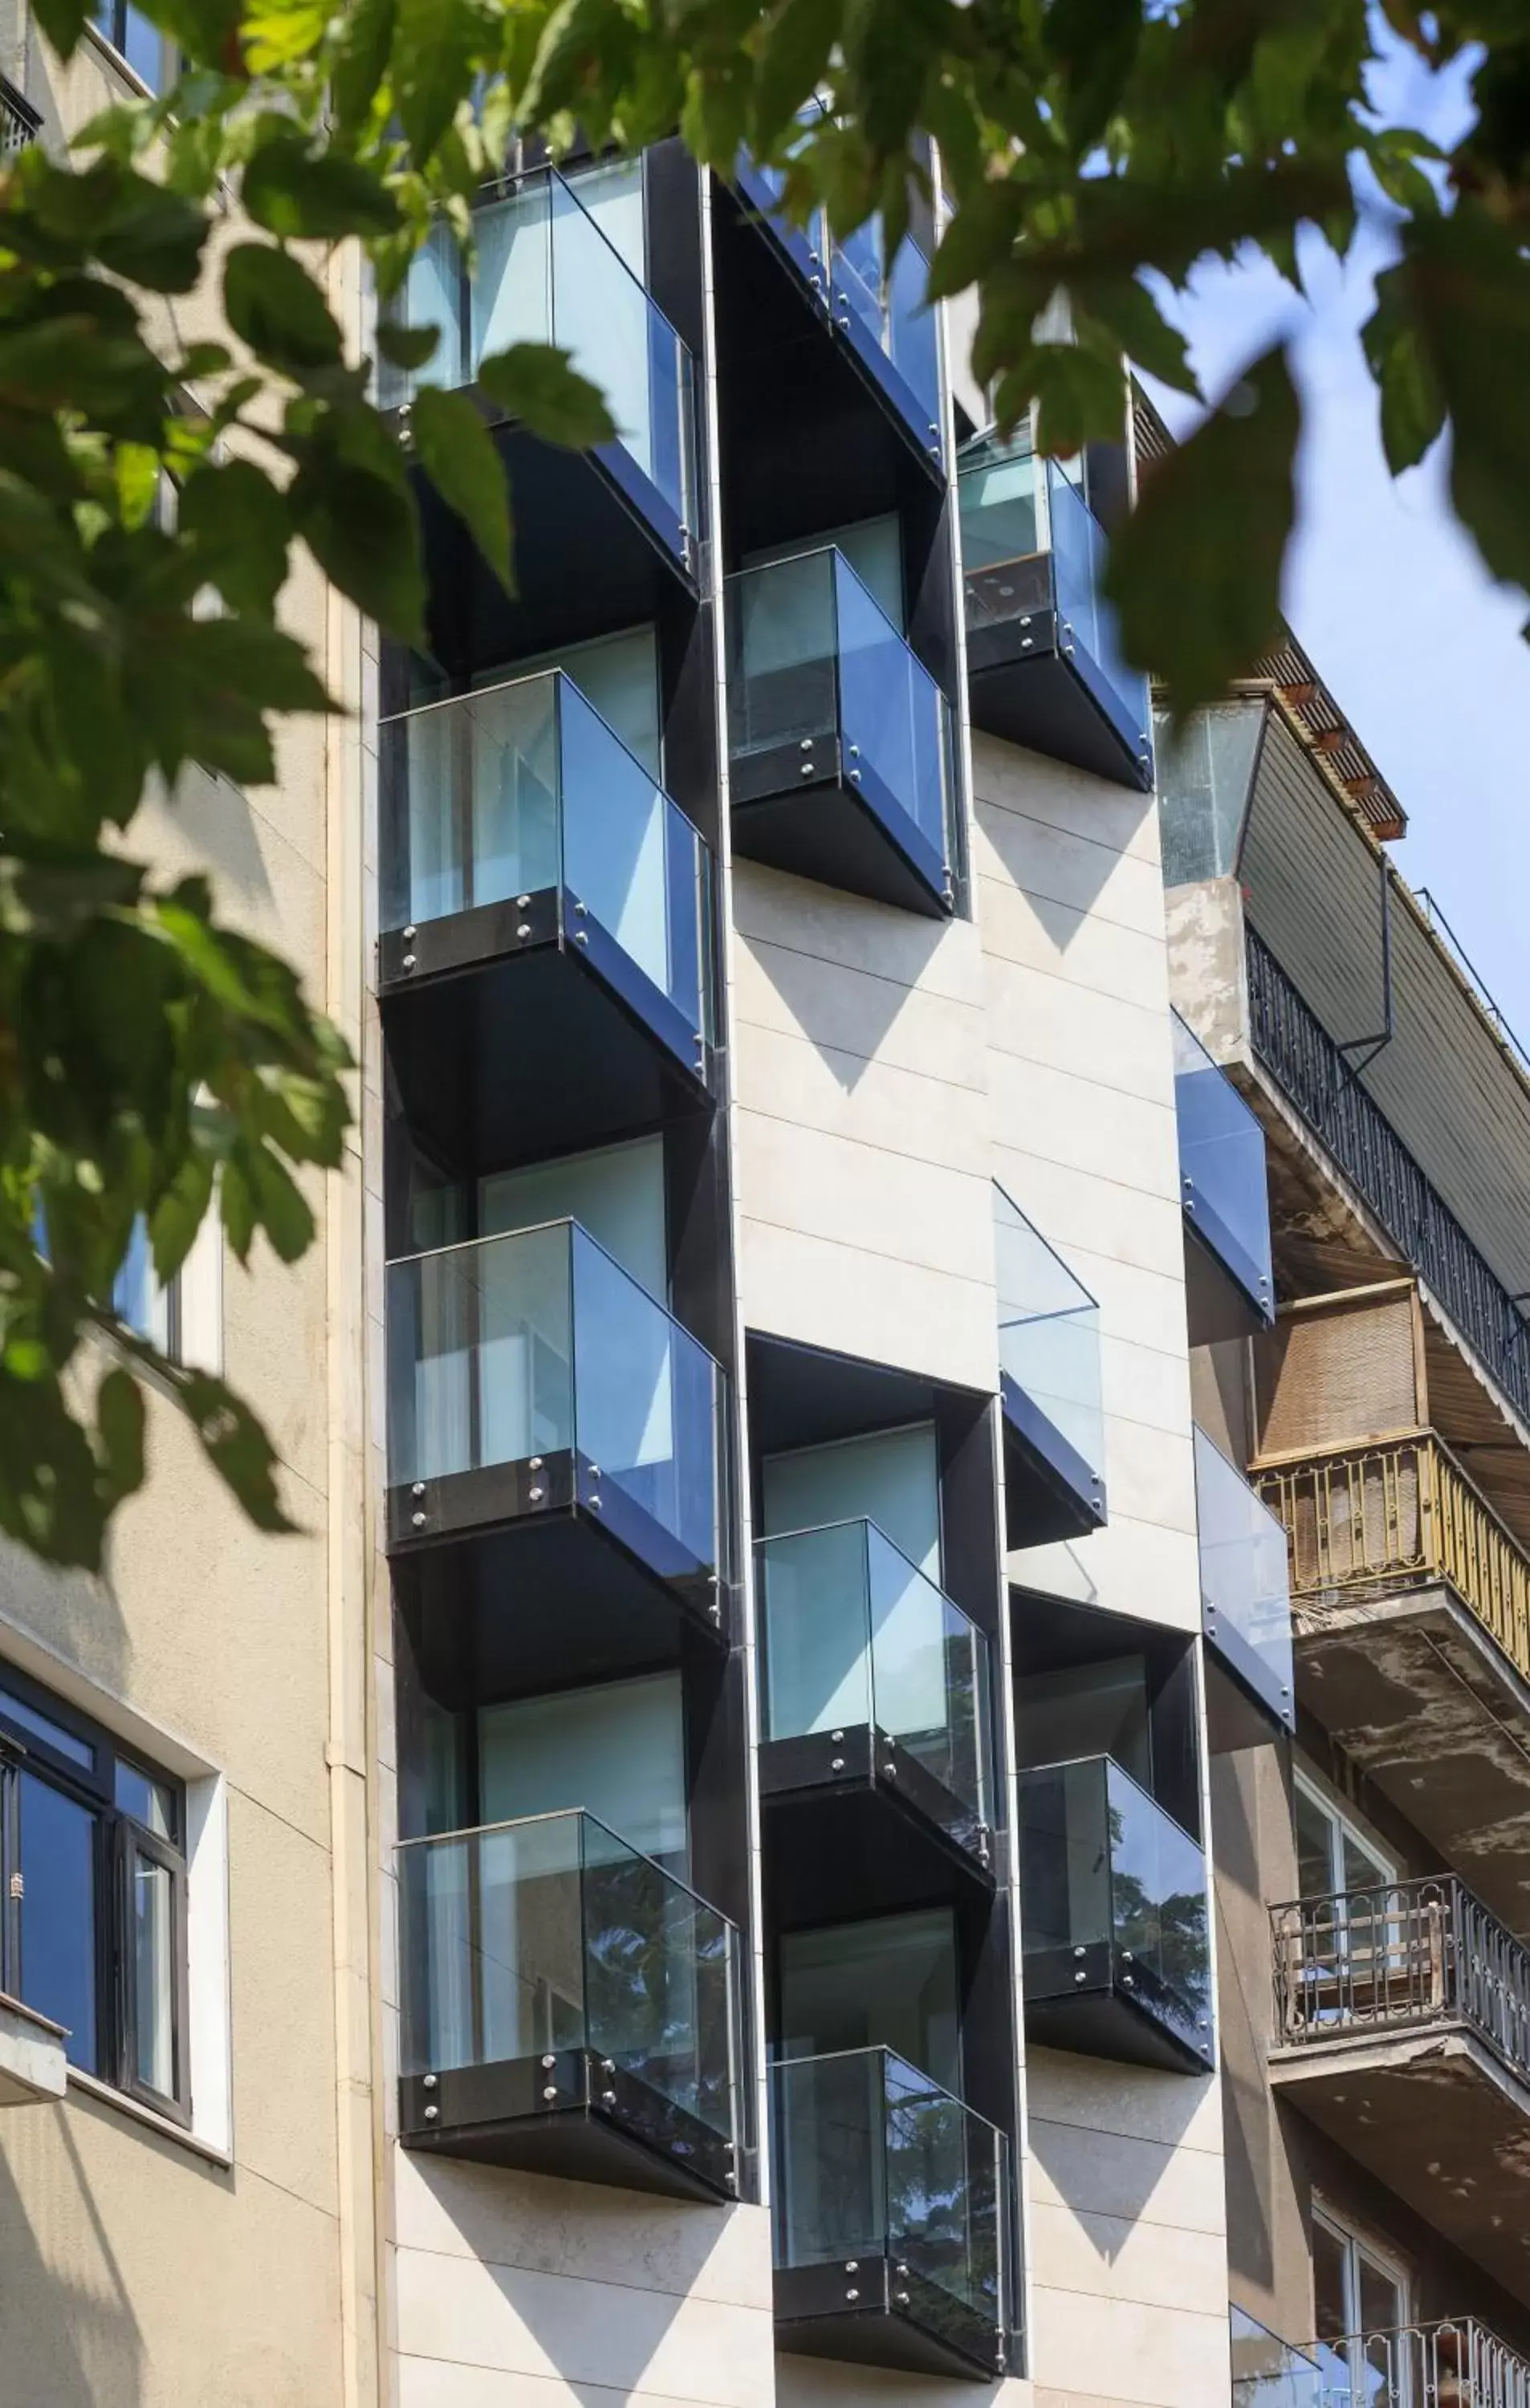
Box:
[2,26,1521,2408]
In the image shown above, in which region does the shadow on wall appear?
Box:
[0,2105,145,2408]
[975,770,1156,950]
[400,2154,770,2394]
[734,889,956,1097]
[1026,2051,1215,2254]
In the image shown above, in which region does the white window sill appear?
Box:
[67,2066,233,2169]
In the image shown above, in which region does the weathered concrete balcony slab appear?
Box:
[0,1993,67,2106]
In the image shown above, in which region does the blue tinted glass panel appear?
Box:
[0,1687,93,1771]
[18,1774,98,2070]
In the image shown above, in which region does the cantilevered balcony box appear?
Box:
[756,1519,995,1909]
[725,547,957,918]
[385,165,700,643]
[957,437,1152,791]
[1018,1755,1214,2073]
[397,1808,741,2201]
[771,2046,1011,2380]
[1173,1012,1274,1341]
[386,1221,729,1687]
[0,1992,67,2107]
[1270,1875,1530,2300]
[1194,1426,1295,1744]
[378,669,714,1169]
[994,1186,1107,1544]
[731,149,944,474]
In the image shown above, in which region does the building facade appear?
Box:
[2,28,1524,2408]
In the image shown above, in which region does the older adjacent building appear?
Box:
[1,26,1519,2408]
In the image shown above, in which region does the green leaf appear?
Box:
[331,0,397,131]
[149,1149,215,1283]
[1398,207,1530,593]
[476,343,617,449]
[1361,260,1446,475]
[1076,279,1200,401]
[1041,0,1144,155]
[224,241,344,378]
[28,0,91,61]
[409,385,513,591]
[178,456,292,615]
[242,132,401,240]
[240,0,328,69]
[751,0,840,154]
[376,319,441,372]
[391,0,482,162]
[290,449,425,640]
[1105,345,1300,717]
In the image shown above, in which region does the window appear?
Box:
[0,1666,189,2122]
[112,1215,176,1352]
[1295,1775,1396,1900]
[92,0,172,90]
[1312,2204,1410,2406]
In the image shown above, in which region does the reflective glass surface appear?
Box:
[130,1847,175,2096]
[380,669,710,1041]
[1045,462,1150,742]
[1019,1755,1211,2052]
[725,547,953,872]
[770,2045,1006,2325]
[397,1808,739,2138]
[1194,1426,1292,1711]
[1173,1012,1273,1312]
[1155,701,1265,885]
[385,1221,724,1575]
[757,1520,990,1823]
[993,1186,1104,1486]
[383,168,696,535]
[18,1773,97,2070]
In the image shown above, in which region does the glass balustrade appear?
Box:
[397,1808,739,2147]
[994,1184,1105,1525]
[1019,1754,1212,2066]
[958,437,1150,776]
[771,2045,1007,2357]
[384,166,696,551]
[756,1519,991,1835]
[385,1219,724,1580]
[726,545,954,899]
[1174,1013,1273,1320]
[380,668,711,1056]
[1194,1426,1293,1729]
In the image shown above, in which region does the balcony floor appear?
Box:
[1272,2023,1530,2305]
[1294,1580,1530,1938]
[401,2048,736,2203]
[774,2258,1004,2382]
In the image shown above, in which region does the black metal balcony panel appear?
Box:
[1001,1376,1108,1545]
[775,2256,1003,2382]
[401,2048,735,2203]
[730,758,951,918]
[1247,929,1530,1427]
[380,905,709,1174]
[967,618,1154,791]
[1023,1942,1212,2077]
[760,1726,995,1915]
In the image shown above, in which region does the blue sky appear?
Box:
[1146,29,1530,1047]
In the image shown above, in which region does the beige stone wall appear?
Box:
[0,21,379,2406]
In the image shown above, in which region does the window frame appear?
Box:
[1294,1770,1398,1898]
[0,1660,191,2127]
[1312,2199,1412,2393]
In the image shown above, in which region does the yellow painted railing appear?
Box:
[1255,1431,1530,1686]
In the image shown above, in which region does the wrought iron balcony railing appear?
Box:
[1322,2317,1530,2408]
[1,76,40,153]
[1245,930,1530,1427]
[1272,1873,1530,2086]
[1255,1429,1530,1692]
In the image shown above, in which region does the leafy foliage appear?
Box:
[0,0,1523,1559]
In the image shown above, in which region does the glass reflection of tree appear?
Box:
[1105,1801,1209,2032]
[884,2061,995,2316]
[582,1853,696,2120]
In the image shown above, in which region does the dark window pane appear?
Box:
[120,2,163,85]
[115,1760,177,1843]
[18,1774,97,2072]
[130,1848,176,2097]
[0,1686,93,1771]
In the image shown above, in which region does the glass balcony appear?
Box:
[1194,1427,1293,1734]
[397,1808,740,2199]
[1174,1013,1273,1336]
[958,437,1151,789]
[385,1220,726,1617]
[770,2046,1009,2377]
[756,1519,993,1875]
[726,547,955,917]
[378,670,713,1165]
[733,143,942,467]
[1018,1755,1213,2072]
[994,1186,1106,1543]
[384,166,698,566]
[1230,2308,1329,2408]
